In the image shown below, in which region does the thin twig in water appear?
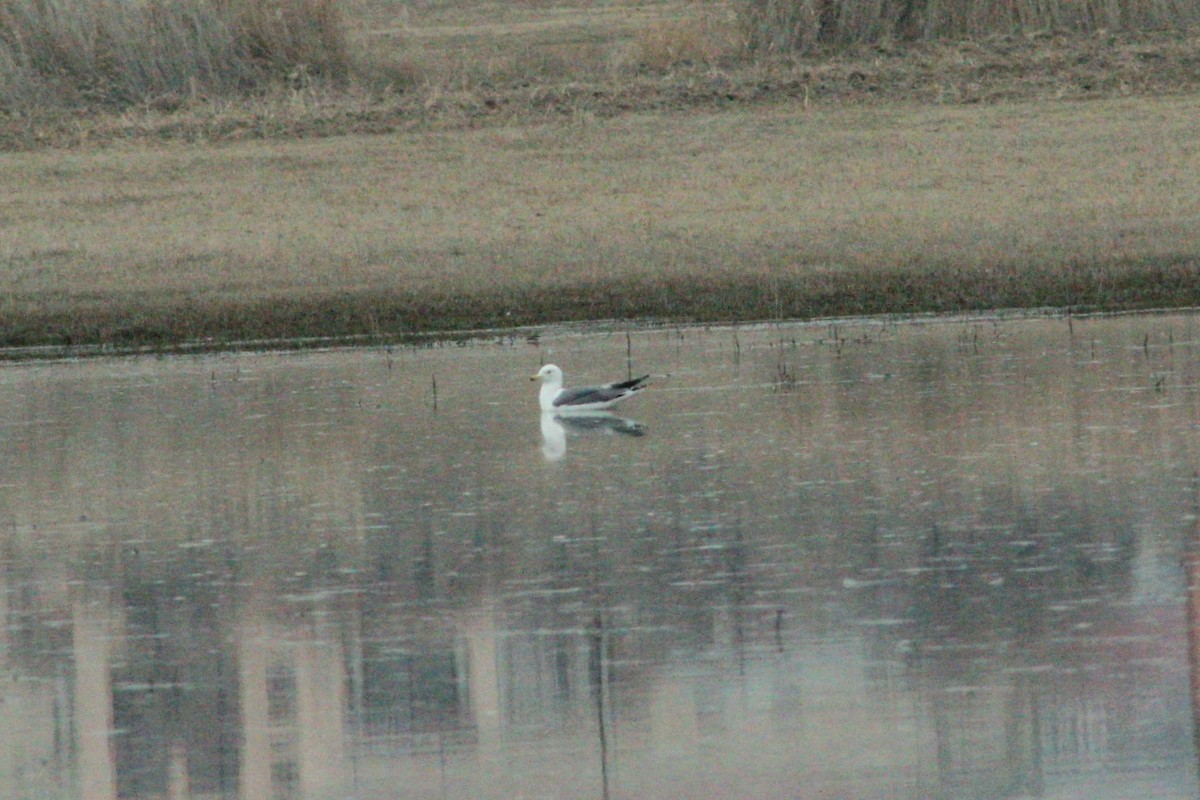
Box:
[773,361,798,392]
[626,330,633,381]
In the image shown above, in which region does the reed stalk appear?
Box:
[738,0,1199,51]
[0,0,349,111]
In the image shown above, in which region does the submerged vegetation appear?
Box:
[2,0,1200,354]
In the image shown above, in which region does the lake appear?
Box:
[1,312,1198,800]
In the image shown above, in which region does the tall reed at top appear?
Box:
[738,0,1199,51]
[0,0,350,111]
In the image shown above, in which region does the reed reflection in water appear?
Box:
[0,313,1198,799]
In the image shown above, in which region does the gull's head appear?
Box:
[531,364,563,385]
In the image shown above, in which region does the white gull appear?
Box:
[530,364,650,412]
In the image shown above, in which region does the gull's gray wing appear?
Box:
[552,374,650,408]
[553,385,628,407]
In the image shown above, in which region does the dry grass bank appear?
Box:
[740,0,1199,50]
[2,94,1199,351]
[0,0,351,112]
[3,0,1200,148]
[2,0,1200,353]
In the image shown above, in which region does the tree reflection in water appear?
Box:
[0,313,1198,799]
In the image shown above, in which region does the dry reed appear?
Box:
[626,8,745,71]
[738,0,1200,51]
[0,0,350,111]
[3,0,1199,113]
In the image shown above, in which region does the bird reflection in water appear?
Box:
[540,411,646,462]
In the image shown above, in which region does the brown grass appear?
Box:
[738,0,1200,52]
[2,93,1199,352]
[3,1,1200,353]
[0,0,350,112]
[625,8,746,71]
[8,0,1197,119]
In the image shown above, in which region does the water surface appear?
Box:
[2,313,1199,799]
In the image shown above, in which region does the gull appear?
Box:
[530,364,650,412]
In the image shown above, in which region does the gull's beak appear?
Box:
[530,373,540,382]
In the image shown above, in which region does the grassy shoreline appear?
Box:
[6,27,1200,151]
[5,91,1200,356]
[4,250,1198,348]
[4,253,1197,358]
[4,9,1200,355]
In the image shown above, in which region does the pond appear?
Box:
[1,312,1198,800]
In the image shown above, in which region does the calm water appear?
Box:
[2,313,1199,800]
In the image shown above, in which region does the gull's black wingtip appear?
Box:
[615,374,651,391]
